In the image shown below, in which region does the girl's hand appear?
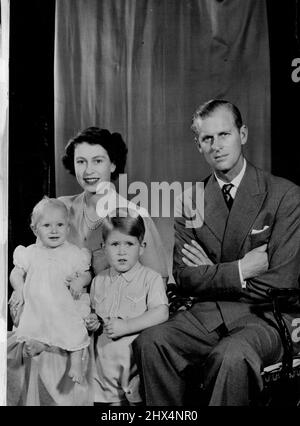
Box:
[64,272,77,287]
[85,313,101,332]
[68,275,84,300]
[103,318,128,339]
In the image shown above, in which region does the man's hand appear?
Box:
[103,318,128,340]
[240,244,269,280]
[85,313,101,332]
[182,240,214,267]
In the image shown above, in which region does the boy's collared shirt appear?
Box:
[91,261,168,320]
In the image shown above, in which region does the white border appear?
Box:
[0,0,9,407]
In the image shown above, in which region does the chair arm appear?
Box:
[167,283,196,315]
[267,288,300,299]
[266,287,300,373]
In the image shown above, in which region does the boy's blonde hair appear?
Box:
[30,196,69,231]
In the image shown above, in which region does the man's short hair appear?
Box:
[191,99,243,135]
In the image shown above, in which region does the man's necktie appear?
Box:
[222,183,234,210]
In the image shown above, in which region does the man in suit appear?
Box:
[133,99,300,405]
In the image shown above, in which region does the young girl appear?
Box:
[9,197,91,383]
[85,208,169,405]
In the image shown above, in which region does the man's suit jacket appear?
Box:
[173,161,300,332]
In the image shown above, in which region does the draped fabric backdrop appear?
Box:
[55,0,270,264]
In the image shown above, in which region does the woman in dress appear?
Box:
[7,126,168,406]
[59,126,168,279]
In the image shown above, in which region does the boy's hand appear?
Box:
[103,318,128,339]
[85,313,101,332]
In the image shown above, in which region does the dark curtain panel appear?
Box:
[54,0,270,260]
[8,0,55,329]
[267,0,300,186]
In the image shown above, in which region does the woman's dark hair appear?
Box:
[102,208,145,244]
[62,127,128,180]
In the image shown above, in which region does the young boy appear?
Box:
[85,208,169,405]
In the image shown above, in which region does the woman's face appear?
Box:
[74,142,116,193]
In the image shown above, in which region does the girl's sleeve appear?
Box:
[76,248,92,273]
[13,245,30,272]
[146,272,169,310]
[140,216,169,280]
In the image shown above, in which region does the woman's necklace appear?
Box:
[83,200,104,230]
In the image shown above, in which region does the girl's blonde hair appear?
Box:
[30,196,69,231]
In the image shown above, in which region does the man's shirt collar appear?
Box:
[215,158,247,191]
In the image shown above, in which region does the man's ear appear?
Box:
[195,139,203,154]
[197,145,203,154]
[240,125,248,146]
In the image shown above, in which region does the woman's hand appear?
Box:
[85,313,101,332]
[182,240,213,267]
[9,290,24,327]
[103,318,128,340]
[9,289,24,311]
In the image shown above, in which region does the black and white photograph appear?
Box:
[1,0,300,414]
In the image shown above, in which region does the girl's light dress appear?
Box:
[90,262,168,404]
[14,240,90,351]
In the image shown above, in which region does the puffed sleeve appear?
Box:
[146,271,169,309]
[140,216,169,279]
[13,245,30,272]
[75,247,91,273]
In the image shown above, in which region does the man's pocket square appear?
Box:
[251,225,270,235]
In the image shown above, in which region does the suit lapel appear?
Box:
[221,163,267,261]
[202,175,229,243]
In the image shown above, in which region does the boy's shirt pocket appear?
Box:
[120,290,147,318]
[93,293,107,318]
